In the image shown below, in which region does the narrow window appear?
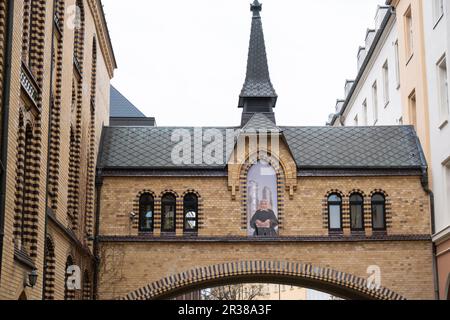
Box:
[382,61,390,106]
[433,0,444,24]
[161,194,176,232]
[437,56,449,123]
[371,194,386,231]
[350,194,364,231]
[328,194,342,231]
[394,40,400,88]
[362,100,368,126]
[405,7,414,59]
[183,194,199,233]
[139,193,154,232]
[409,90,417,130]
[372,81,379,124]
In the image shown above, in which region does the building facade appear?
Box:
[328,0,450,299]
[0,0,116,300]
[96,1,434,300]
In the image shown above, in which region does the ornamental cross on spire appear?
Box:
[251,0,262,16]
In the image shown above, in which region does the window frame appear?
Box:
[372,81,379,124]
[183,193,199,233]
[349,194,365,232]
[437,55,449,126]
[404,6,414,60]
[161,194,177,233]
[327,194,343,232]
[382,60,390,106]
[371,193,387,231]
[138,193,155,233]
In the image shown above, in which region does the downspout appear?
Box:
[416,135,439,300]
[93,125,106,300]
[0,0,15,281]
[41,1,58,299]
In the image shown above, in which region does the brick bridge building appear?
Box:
[95,1,435,300]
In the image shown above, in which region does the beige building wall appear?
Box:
[0,0,115,300]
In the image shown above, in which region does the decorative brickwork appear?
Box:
[85,37,97,243]
[43,236,56,300]
[47,0,66,211]
[120,260,405,300]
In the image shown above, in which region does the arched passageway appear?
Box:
[120,261,405,300]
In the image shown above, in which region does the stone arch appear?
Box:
[239,152,286,231]
[119,260,405,301]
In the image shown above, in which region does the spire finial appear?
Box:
[251,0,262,16]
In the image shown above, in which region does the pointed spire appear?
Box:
[239,1,277,126]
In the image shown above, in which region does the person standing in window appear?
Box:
[250,199,278,236]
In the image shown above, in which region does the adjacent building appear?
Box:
[0,0,116,300]
[328,0,450,299]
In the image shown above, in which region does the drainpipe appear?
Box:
[416,134,439,300]
[0,0,15,281]
[93,125,106,300]
[92,170,103,300]
[41,0,58,300]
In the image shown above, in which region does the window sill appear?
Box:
[384,101,390,109]
[439,119,448,130]
[396,83,401,91]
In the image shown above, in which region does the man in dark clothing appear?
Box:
[250,200,278,236]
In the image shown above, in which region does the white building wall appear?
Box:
[338,13,403,127]
[423,0,450,236]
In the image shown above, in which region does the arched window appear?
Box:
[349,194,364,231]
[139,193,154,232]
[247,161,279,237]
[64,256,75,300]
[183,194,198,233]
[371,194,386,231]
[328,194,342,231]
[161,194,176,232]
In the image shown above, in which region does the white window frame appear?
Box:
[362,99,368,126]
[382,60,390,106]
[433,0,444,26]
[372,82,379,124]
[394,40,400,88]
[437,55,449,127]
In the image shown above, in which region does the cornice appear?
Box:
[87,0,117,79]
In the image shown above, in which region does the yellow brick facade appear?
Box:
[97,137,434,300]
[0,0,115,300]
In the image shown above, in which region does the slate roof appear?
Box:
[239,1,277,99]
[242,113,280,132]
[110,85,146,118]
[98,125,426,170]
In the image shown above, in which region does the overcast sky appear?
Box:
[102,0,384,127]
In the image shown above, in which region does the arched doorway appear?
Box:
[120,260,405,300]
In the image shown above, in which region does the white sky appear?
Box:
[102,0,385,127]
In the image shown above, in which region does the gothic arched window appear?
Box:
[161,194,176,232]
[328,194,342,231]
[371,194,386,231]
[139,193,154,232]
[247,161,279,237]
[350,194,364,231]
[183,194,198,233]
